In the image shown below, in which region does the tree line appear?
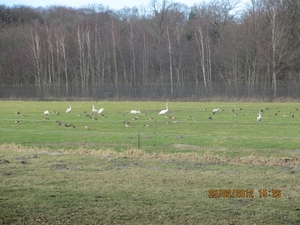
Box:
[0,0,300,100]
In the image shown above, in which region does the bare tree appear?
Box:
[76,22,89,96]
[28,21,43,87]
[166,24,174,94]
[263,0,296,98]
[111,20,119,92]
[194,19,210,93]
[55,26,69,95]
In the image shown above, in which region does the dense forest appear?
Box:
[0,0,300,100]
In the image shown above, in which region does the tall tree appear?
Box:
[262,0,297,98]
[28,20,43,87]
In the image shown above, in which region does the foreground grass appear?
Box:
[0,144,299,225]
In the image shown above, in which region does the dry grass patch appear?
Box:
[2,144,299,167]
[1,144,300,225]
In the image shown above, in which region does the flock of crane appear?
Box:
[13,103,297,128]
[211,106,297,122]
[32,103,170,129]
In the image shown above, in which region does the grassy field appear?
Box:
[1,101,300,152]
[0,101,300,224]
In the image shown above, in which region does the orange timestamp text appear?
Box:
[208,189,281,198]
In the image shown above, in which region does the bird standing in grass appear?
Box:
[66,104,72,113]
[130,110,141,114]
[212,108,220,114]
[123,121,130,128]
[68,124,76,128]
[158,103,168,115]
[92,105,98,113]
[257,111,262,122]
[98,108,105,114]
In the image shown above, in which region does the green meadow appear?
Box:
[0,101,300,224]
[1,101,300,153]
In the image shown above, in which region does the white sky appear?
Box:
[1,0,250,11]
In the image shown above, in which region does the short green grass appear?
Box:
[1,101,300,154]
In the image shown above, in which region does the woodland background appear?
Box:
[0,0,300,100]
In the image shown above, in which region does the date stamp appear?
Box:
[208,189,281,198]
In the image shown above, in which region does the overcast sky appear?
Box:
[2,0,250,11]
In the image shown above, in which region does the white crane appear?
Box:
[257,111,262,122]
[44,110,49,116]
[66,104,72,113]
[92,104,98,113]
[159,103,169,115]
[130,110,141,114]
[98,108,105,114]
